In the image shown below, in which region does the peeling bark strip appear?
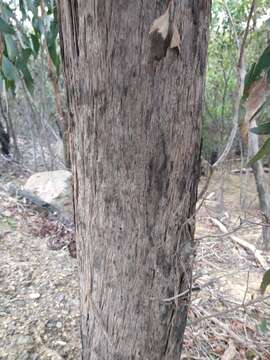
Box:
[57,1,211,359]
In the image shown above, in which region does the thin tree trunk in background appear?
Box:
[58,1,211,358]
[40,0,71,169]
[0,97,20,160]
[249,119,270,250]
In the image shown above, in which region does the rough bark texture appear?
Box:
[58,1,211,358]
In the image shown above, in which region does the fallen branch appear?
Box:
[190,294,270,325]
[231,168,270,174]
[210,217,268,270]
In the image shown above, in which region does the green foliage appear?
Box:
[0,0,60,94]
[0,16,15,34]
[260,269,270,295]
[204,0,270,159]
[250,121,270,135]
[244,45,270,97]
[2,55,18,81]
[244,44,270,165]
[248,138,270,166]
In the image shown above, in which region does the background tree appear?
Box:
[58,0,211,358]
[0,0,69,169]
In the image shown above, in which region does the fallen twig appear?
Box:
[210,217,268,270]
[190,294,270,325]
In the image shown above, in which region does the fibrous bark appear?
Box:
[58,1,211,358]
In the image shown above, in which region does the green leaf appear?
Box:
[1,56,18,81]
[32,17,44,35]
[4,78,16,95]
[15,57,34,94]
[253,46,270,80]
[247,138,270,166]
[0,17,15,35]
[0,74,3,93]
[1,3,14,20]
[260,269,270,295]
[244,63,257,96]
[258,319,268,334]
[26,0,40,15]
[21,48,33,63]
[4,34,17,60]
[250,121,270,135]
[30,33,40,56]
[48,42,60,75]
[265,18,270,29]
[19,0,27,18]
[46,19,58,48]
[244,46,270,97]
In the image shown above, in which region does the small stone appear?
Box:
[16,335,33,346]
[12,300,26,307]
[56,322,62,329]
[56,293,65,302]
[29,293,40,300]
[55,340,67,346]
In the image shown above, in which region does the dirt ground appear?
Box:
[0,158,270,359]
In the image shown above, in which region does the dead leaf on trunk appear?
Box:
[149,3,171,40]
[170,23,180,52]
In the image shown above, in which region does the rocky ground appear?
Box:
[0,161,80,359]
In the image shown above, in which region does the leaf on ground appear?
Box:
[257,319,268,334]
[221,340,237,360]
[260,269,270,295]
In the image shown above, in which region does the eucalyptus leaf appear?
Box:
[260,269,270,295]
[4,78,16,95]
[4,34,18,60]
[1,3,14,20]
[253,46,270,81]
[19,0,27,18]
[247,138,270,166]
[21,48,33,63]
[48,42,60,75]
[258,319,268,334]
[250,121,270,135]
[31,33,40,56]
[1,56,18,81]
[16,60,34,94]
[46,19,58,48]
[0,17,15,35]
[244,63,257,97]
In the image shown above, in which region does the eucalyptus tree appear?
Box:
[58,1,211,358]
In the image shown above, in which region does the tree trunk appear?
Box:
[0,118,10,155]
[249,119,270,250]
[58,1,211,358]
